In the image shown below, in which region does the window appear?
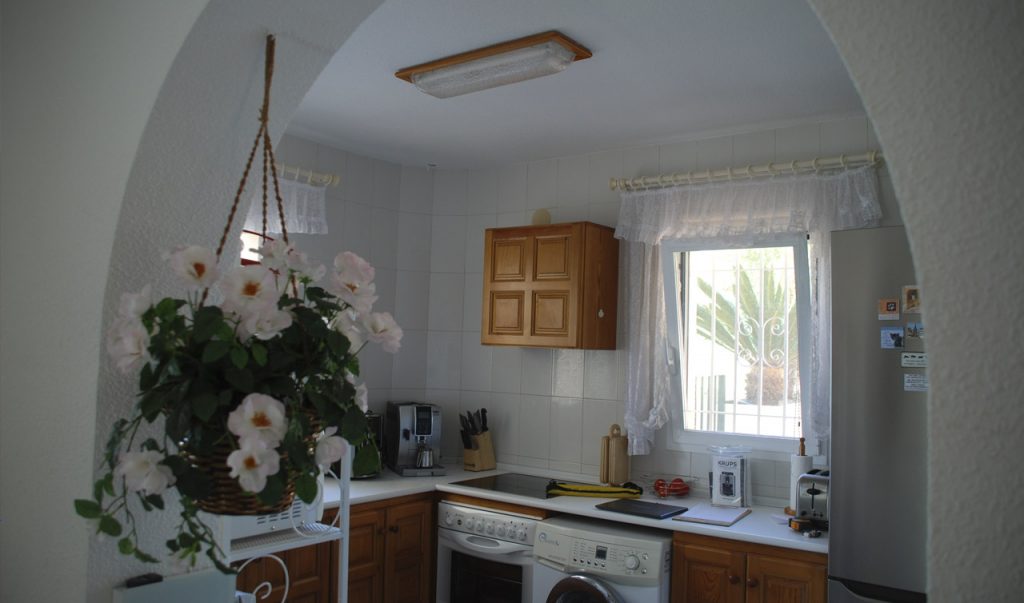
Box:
[661,236,811,452]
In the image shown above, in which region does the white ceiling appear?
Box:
[286,0,863,169]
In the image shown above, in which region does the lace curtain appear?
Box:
[243,178,329,235]
[615,166,882,454]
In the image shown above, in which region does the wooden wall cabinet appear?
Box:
[482,221,618,349]
[234,508,339,603]
[672,532,827,603]
[348,493,435,603]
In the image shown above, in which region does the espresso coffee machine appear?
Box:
[384,402,446,476]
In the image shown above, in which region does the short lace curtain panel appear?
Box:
[615,166,882,455]
[243,177,329,235]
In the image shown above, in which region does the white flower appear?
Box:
[330,309,365,351]
[226,393,288,446]
[363,312,403,353]
[236,299,293,341]
[354,383,368,412]
[315,426,348,469]
[328,252,377,313]
[114,450,175,495]
[106,317,151,374]
[118,284,152,320]
[226,439,281,493]
[256,239,292,272]
[221,265,279,311]
[165,245,219,289]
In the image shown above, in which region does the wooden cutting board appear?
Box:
[600,424,629,486]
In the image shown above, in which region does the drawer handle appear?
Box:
[727,575,740,585]
[747,578,759,588]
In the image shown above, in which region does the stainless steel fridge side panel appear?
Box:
[830,227,927,594]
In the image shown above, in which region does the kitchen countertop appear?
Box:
[324,468,827,555]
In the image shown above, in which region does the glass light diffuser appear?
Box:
[410,41,576,98]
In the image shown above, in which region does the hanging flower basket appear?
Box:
[74,35,402,571]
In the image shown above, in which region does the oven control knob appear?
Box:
[516,528,527,541]
[475,519,485,532]
[624,555,640,570]
[444,513,454,526]
[497,525,507,537]
[486,522,495,535]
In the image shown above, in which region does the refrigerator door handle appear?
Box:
[830,576,926,603]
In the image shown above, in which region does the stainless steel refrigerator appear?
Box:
[830,226,927,602]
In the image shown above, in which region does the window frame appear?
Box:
[660,234,815,458]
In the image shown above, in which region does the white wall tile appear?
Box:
[820,116,869,156]
[690,452,712,483]
[696,136,733,171]
[428,272,465,331]
[527,158,558,210]
[488,392,521,461]
[774,123,821,161]
[278,134,319,170]
[372,267,396,315]
[589,149,623,206]
[732,130,776,166]
[497,211,528,227]
[497,163,527,212]
[464,214,495,274]
[460,332,492,391]
[581,398,623,465]
[518,457,549,470]
[400,166,433,214]
[391,330,427,389]
[345,153,374,204]
[519,395,552,461]
[425,332,462,390]
[583,350,618,400]
[462,272,483,331]
[370,208,398,269]
[552,349,584,398]
[372,160,401,211]
[548,206,589,224]
[623,145,660,179]
[394,270,430,330]
[491,347,522,394]
[557,155,590,207]
[390,388,425,402]
[549,397,582,463]
[433,169,467,216]
[751,458,777,486]
[588,202,620,228]
[430,215,466,273]
[342,201,372,260]
[315,145,348,202]
[521,348,553,396]
[580,464,601,478]
[425,389,463,461]
[466,168,498,215]
[659,140,698,174]
[397,212,431,271]
[358,344,393,392]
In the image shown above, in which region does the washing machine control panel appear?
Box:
[438,501,538,544]
[534,517,671,586]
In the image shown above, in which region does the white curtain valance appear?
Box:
[615,166,882,455]
[243,178,329,235]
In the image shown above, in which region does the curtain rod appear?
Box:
[609,150,882,192]
[276,162,340,187]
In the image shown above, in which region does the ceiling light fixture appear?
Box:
[395,31,592,99]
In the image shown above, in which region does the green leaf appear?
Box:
[140,438,160,451]
[340,407,369,442]
[103,473,115,496]
[230,346,248,369]
[174,465,212,500]
[206,547,237,575]
[295,473,318,504]
[191,392,220,422]
[145,494,165,510]
[166,538,180,553]
[178,533,196,548]
[257,472,286,507]
[353,441,381,477]
[192,306,224,342]
[118,538,135,555]
[224,368,254,393]
[326,330,349,356]
[93,479,105,503]
[165,402,192,442]
[139,362,157,391]
[134,549,159,563]
[74,499,102,519]
[201,340,231,363]
[99,515,123,537]
[139,389,167,422]
[251,343,268,366]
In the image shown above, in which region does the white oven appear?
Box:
[436,501,540,603]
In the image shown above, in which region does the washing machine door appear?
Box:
[545,574,622,603]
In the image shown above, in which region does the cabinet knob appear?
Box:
[388,526,399,533]
[747,578,759,588]
[727,575,740,585]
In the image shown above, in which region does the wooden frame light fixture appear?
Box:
[395,31,592,98]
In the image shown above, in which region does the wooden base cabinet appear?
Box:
[234,508,339,603]
[348,493,434,603]
[671,532,826,603]
[482,221,618,349]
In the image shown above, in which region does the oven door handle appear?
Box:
[440,529,534,558]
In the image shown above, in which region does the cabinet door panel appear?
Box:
[384,499,433,603]
[489,291,525,335]
[746,554,826,603]
[491,238,528,281]
[532,291,570,337]
[672,541,745,603]
[534,235,573,280]
[349,508,386,603]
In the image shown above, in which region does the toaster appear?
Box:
[796,470,830,529]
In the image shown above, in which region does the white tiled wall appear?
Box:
[286,114,896,503]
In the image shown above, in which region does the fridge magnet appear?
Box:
[902,285,922,314]
[905,321,924,341]
[903,373,928,392]
[901,352,928,368]
[878,298,900,320]
[881,326,904,349]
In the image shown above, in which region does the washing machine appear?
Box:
[531,515,672,603]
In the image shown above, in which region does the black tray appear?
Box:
[595,499,688,519]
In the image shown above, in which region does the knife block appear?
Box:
[463,431,496,471]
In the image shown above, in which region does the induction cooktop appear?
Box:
[449,473,555,499]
